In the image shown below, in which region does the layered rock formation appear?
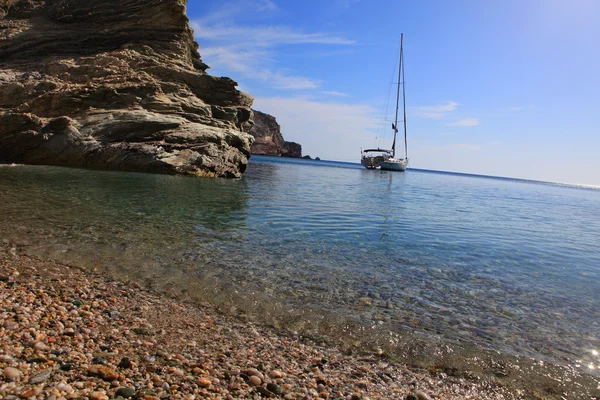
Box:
[0,0,254,177]
[249,110,301,158]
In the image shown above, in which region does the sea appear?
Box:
[1,155,599,389]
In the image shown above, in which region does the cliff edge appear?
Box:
[249,110,301,158]
[0,0,254,177]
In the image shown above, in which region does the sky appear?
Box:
[186,0,600,186]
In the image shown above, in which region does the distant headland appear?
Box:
[249,109,302,158]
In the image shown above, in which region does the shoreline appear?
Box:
[1,250,598,399]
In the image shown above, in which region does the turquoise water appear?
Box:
[1,156,599,376]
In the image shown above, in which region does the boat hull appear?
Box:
[361,155,407,171]
[380,159,407,171]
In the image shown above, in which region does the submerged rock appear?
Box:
[0,0,254,178]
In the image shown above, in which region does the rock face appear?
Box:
[249,110,301,158]
[0,0,254,178]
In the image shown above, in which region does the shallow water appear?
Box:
[1,157,599,377]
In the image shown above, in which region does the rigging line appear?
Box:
[375,41,401,149]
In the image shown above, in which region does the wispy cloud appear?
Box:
[199,47,321,89]
[193,24,355,46]
[415,143,482,154]
[322,91,349,97]
[412,101,459,119]
[509,105,536,111]
[190,1,354,91]
[447,118,481,127]
[257,0,277,11]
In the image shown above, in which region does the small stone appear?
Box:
[248,375,262,386]
[92,357,108,365]
[56,383,72,392]
[415,391,433,400]
[88,365,119,381]
[63,327,75,336]
[115,387,136,398]
[197,377,211,388]
[266,382,282,395]
[60,362,74,371]
[27,357,47,364]
[20,388,38,398]
[245,368,264,381]
[269,370,283,379]
[90,391,109,400]
[29,369,53,384]
[3,367,21,380]
[118,357,132,369]
[33,341,48,351]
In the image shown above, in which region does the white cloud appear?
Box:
[447,118,481,127]
[257,0,277,11]
[411,101,459,119]
[509,105,536,111]
[322,91,349,97]
[190,1,354,92]
[414,143,482,154]
[253,97,379,161]
[200,47,320,90]
[193,23,355,47]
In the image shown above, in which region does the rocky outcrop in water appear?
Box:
[0,0,254,177]
[249,110,301,158]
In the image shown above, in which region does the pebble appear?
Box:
[266,382,282,395]
[3,367,21,381]
[88,365,119,381]
[118,357,133,369]
[33,341,48,351]
[269,370,284,379]
[90,391,109,400]
[197,377,211,388]
[0,251,566,400]
[415,391,433,400]
[248,375,262,386]
[19,388,39,398]
[28,369,53,384]
[245,368,264,381]
[115,387,136,398]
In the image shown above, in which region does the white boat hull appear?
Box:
[380,159,407,171]
[361,155,407,171]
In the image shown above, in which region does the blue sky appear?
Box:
[187,0,600,186]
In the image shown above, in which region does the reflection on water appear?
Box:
[1,158,600,384]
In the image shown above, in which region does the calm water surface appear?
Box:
[1,156,599,374]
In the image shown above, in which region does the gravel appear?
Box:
[0,251,549,399]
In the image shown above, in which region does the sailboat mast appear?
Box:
[401,34,407,160]
[393,34,403,158]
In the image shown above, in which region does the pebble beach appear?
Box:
[0,249,527,400]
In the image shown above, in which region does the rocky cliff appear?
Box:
[249,110,301,158]
[0,0,254,178]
